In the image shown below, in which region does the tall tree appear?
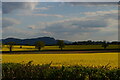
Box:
[102,40,109,49]
[6,42,16,52]
[20,45,22,48]
[35,41,45,51]
[57,40,65,50]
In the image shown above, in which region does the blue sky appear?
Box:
[2,2,118,41]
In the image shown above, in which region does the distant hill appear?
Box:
[1,37,72,45]
[1,37,120,45]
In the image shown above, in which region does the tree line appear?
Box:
[68,40,120,45]
[2,40,110,52]
[3,40,65,52]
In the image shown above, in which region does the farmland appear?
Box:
[1,44,119,67]
[1,44,119,79]
[1,44,119,51]
[2,52,118,68]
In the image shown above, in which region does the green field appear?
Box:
[1,44,119,51]
[2,52,118,68]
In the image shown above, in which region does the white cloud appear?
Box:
[2,0,120,2]
[65,2,118,8]
[41,31,53,34]
[30,10,117,41]
[40,0,119,2]
[2,2,118,41]
[100,18,118,32]
[2,0,39,2]
[32,17,107,38]
[2,26,38,39]
[2,2,38,14]
[2,17,20,28]
[35,7,49,10]
[82,10,118,16]
[18,13,64,18]
[27,25,36,29]
[2,13,118,41]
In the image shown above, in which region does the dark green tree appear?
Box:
[20,45,22,48]
[0,43,2,48]
[57,40,65,50]
[6,42,16,52]
[35,41,45,51]
[102,40,109,49]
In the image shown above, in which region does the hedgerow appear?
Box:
[2,61,120,80]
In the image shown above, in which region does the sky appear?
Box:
[2,0,120,2]
[2,2,119,41]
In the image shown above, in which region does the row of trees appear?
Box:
[4,40,109,52]
[71,40,119,45]
[5,40,65,52]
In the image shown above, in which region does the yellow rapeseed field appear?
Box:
[1,45,119,51]
[1,45,119,68]
[1,53,118,68]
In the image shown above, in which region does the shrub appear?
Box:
[2,62,120,80]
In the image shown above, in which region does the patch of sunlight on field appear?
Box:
[1,45,37,51]
[1,53,118,68]
[1,45,119,51]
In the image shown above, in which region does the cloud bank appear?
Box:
[2,17,20,28]
[2,2,38,14]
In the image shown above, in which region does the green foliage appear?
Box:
[57,40,65,50]
[102,41,109,49]
[6,42,16,52]
[2,62,120,80]
[0,43,2,48]
[20,45,22,48]
[35,41,45,51]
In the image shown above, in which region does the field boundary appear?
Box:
[2,49,119,54]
